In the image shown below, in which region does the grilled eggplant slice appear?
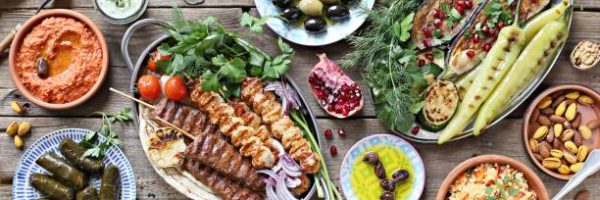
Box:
[76,186,99,200]
[412,0,483,49]
[30,173,75,200]
[445,0,549,78]
[36,152,87,190]
[59,138,104,173]
[418,80,459,131]
[99,165,120,200]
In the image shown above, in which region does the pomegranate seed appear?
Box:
[484,43,492,52]
[488,28,496,36]
[411,126,420,135]
[496,21,505,30]
[466,50,476,58]
[473,34,480,43]
[422,28,432,38]
[425,54,434,61]
[418,59,426,67]
[465,0,473,9]
[330,145,338,156]
[457,0,465,7]
[482,25,489,34]
[324,129,333,139]
[439,12,446,19]
[422,39,432,48]
[433,18,442,28]
[432,9,440,18]
[338,128,346,137]
[456,6,465,15]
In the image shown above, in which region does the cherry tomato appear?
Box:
[164,76,188,101]
[147,51,173,72]
[137,75,161,101]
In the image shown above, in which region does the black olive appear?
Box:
[380,191,395,200]
[326,4,350,20]
[363,152,379,164]
[272,0,290,7]
[392,169,409,183]
[304,17,326,32]
[37,57,49,79]
[282,7,301,22]
[380,179,396,191]
[374,162,386,179]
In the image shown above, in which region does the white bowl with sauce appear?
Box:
[93,0,148,25]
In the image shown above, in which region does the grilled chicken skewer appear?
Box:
[190,86,277,169]
[241,78,320,174]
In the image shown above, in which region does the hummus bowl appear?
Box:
[9,9,109,110]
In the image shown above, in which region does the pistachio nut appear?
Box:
[541,107,554,115]
[529,139,539,153]
[546,128,555,143]
[577,95,594,105]
[550,115,567,123]
[6,122,19,137]
[538,97,553,109]
[10,101,25,114]
[564,151,578,164]
[14,135,24,149]
[17,121,30,136]
[542,157,561,169]
[572,114,582,128]
[553,139,565,150]
[537,115,551,126]
[534,153,544,162]
[533,126,549,141]
[574,130,584,146]
[554,123,563,138]
[561,129,575,142]
[571,163,584,173]
[555,101,567,116]
[558,164,571,175]
[550,149,564,158]
[564,121,573,129]
[565,103,578,121]
[565,141,579,154]
[566,91,581,100]
[577,145,589,162]
[587,119,600,130]
[538,97,552,109]
[578,125,592,140]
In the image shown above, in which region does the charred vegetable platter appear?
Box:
[341,0,573,144]
[128,9,342,200]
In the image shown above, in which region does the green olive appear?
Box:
[298,0,324,17]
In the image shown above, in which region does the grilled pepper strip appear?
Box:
[76,185,99,200]
[523,0,571,42]
[36,152,87,190]
[99,165,120,200]
[473,20,568,133]
[439,26,527,144]
[59,138,104,173]
[30,173,75,200]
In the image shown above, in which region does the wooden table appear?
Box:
[1,0,600,199]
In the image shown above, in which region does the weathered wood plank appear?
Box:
[1,10,599,119]
[0,0,254,10]
[0,117,597,199]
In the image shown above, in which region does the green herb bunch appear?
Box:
[80,107,133,158]
[155,8,294,98]
[340,0,431,132]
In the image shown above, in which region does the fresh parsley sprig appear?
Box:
[80,107,133,159]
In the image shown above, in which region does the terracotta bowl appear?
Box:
[8,9,109,110]
[435,155,549,200]
[523,84,600,180]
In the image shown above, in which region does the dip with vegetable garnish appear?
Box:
[95,0,144,20]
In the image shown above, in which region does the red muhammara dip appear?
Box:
[15,17,102,104]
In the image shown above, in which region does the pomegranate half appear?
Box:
[308,53,363,118]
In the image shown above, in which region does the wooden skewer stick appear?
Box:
[108,87,195,139]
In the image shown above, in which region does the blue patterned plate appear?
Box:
[12,128,136,200]
[340,134,425,200]
[255,0,375,46]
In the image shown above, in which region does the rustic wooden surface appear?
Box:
[0,0,599,199]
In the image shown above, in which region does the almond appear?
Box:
[537,115,551,126]
[586,119,600,130]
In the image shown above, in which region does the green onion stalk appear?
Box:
[290,110,343,200]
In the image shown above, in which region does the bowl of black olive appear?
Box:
[255,0,375,46]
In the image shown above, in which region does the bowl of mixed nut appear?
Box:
[523,84,600,180]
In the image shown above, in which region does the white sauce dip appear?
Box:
[96,0,144,19]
